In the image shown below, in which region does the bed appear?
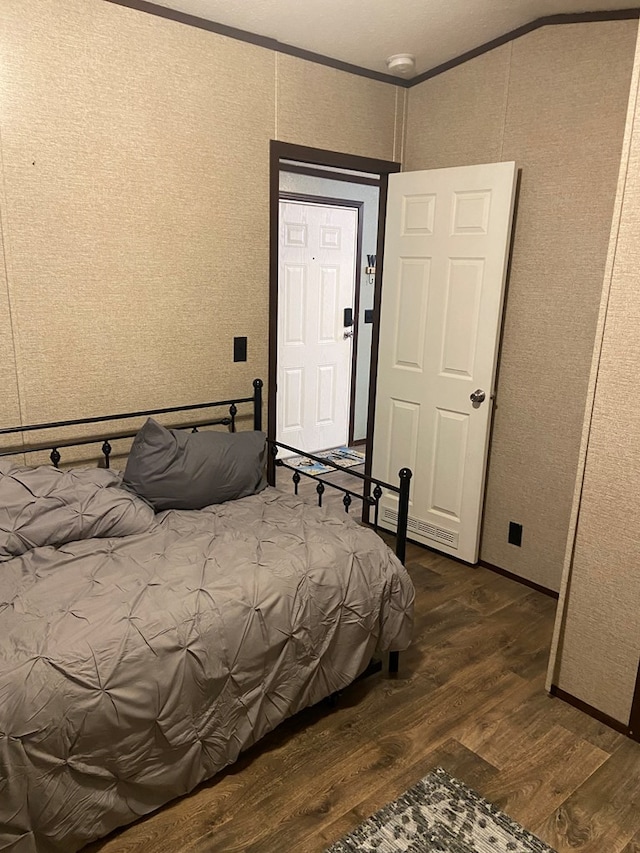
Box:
[0,380,415,853]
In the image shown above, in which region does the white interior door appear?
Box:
[372,162,517,563]
[277,200,357,455]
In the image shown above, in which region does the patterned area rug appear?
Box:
[288,446,365,477]
[325,767,557,852]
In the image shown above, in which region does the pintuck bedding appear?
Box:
[0,471,414,852]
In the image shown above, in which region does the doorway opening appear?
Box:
[269,141,401,483]
[277,193,362,457]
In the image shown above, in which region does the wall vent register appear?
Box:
[382,507,459,549]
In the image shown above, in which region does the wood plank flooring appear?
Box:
[86,468,640,852]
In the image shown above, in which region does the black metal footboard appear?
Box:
[268,439,412,565]
[268,439,412,677]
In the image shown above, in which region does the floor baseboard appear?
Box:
[479,561,559,599]
[550,684,635,740]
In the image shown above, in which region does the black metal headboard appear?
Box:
[0,378,264,468]
[0,377,411,570]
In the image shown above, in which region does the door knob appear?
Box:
[470,389,486,404]
[344,330,354,339]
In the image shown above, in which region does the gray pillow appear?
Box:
[0,463,156,562]
[122,419,267,511]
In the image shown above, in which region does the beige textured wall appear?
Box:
[404,45,511,170]
[405,21,637,591]
[277,55,401,161]
[0,0,273,427]
[0,0,400,451]
[550,28,640,724]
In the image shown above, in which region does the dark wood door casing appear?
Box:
[269,141,401,483]
[630,659,640,742]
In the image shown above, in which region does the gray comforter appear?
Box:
[0,487,414,852]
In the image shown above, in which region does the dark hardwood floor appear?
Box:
[87,467,640,852]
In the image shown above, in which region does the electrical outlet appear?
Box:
[508,522,523,547]
[233,336,247,362]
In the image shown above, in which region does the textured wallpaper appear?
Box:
[404,20,637,592]
[0,0,404,466]
[277,54,401,162]
[0,0,273,427]
[404,45,511,171]
[0,0,400,452]
[552,30,640,723]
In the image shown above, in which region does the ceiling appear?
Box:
[150,0,634,78]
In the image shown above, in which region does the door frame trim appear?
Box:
[630,660,640,742]
[269,141,401,483]
[278,192,365,446]
[281,163,381,187]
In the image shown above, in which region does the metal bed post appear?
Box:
[390,467,411,676]
[395,467,412,565]
[253,378,263,431]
